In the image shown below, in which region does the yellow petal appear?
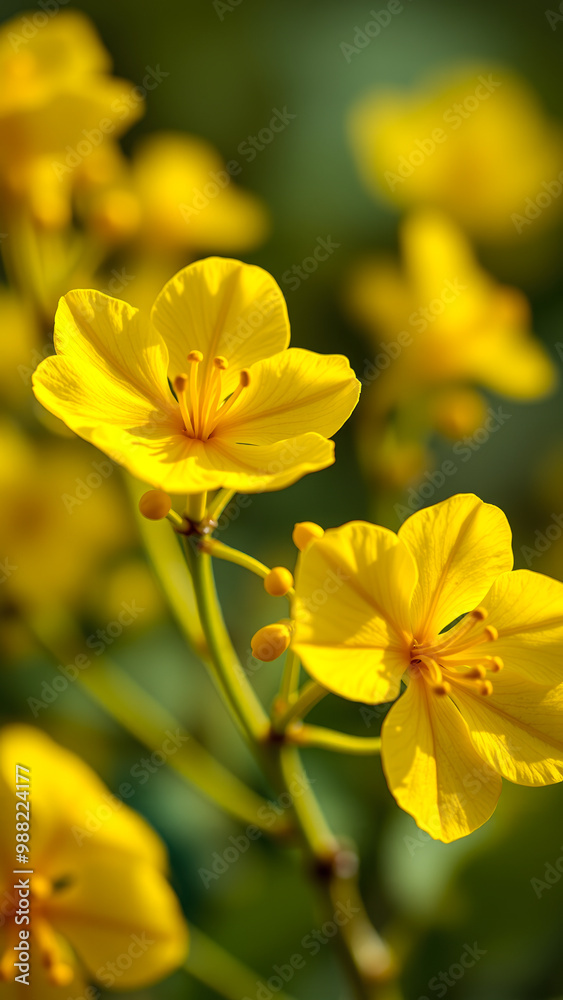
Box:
[48,855,188,989]
[218,348,360,443]
[451,672,563,786]
[111,430,335,494]
[33,290,175,453]
[450,569,563,686]
[399,494,513,641]
[292,521,416,703]
[381,675,502,842]
[151,257,290,395]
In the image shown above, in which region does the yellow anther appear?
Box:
[32,874,52,900]
[240,369,251,387]
[292,521,324,552]
[251,622,292,662]
[139,489,172,521]
[48,963,75,987]
[264,567,294,597]
[187,350,203,363]
[490,656,504,672]
[472,607,488,621]
[466,665,487,679]
[213,356,228,370]
[484,625,498,642]
[174,373,188,393]
[480,681,494,696]
[434,682,452,695]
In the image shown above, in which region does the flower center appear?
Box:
[409,606,503,697]
[173,352,250,442]
[0,874,75,986]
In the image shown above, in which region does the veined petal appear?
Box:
[292,522,416,703]
[118,431,337,494]
[33,290,173,444]
[381,676,502,842]
[48,856,188,989]
[451,672,563,786]
[151,257,290,395]
[217,348,360,444]
[399,494,513,641]
[449,569,563,686]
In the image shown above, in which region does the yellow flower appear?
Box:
[130,131,270,253]
[292,494,563,842]
[0,421,132,616]
[33,257,361,494]
[347,210,556,409]
[348,66,563,243]
[0,725,187,991]
[0,11,143,226]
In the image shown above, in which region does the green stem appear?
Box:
[202,537,294,598]
[184,538,270,744]
[186,926,298,1000]
[26,613,289,835]
[286,724,382,755]
[206,487,237,524]
[279,648,301,704]
[185,490,208,524]
[272,680,328,732]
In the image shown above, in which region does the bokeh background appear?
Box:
[1,0,563,997]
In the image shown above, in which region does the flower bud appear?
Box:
[264,566,294,596]
[251,622,292,662]
[292,521,324,552]
[139,489,172,520]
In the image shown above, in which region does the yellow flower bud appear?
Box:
[139,489,172,520]
[264,566,294,596]
[251,622,292,662]
[292,521,324,552]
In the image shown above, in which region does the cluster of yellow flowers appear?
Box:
[345,67,561,494]
[1,8,563,998]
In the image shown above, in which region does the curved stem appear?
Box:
[200,537,294,598]
[206,487,237,524]
[287,724,382,755]
[184,538,270,744]
[25,614,289,835]
[272,680,328,732]
[279,648,301,704]
[186,926,298,1000]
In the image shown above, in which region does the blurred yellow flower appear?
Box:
[292,494,563,842]
[0,421,132,616]
[348,210,556,411]
[0,10,143,227]
[130,131,269,253]
[349,67,563,242]
[0,725,187,990]
[33,257,360,494]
